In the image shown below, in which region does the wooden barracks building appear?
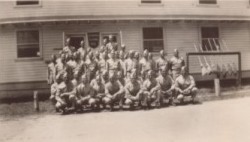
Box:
[0,0,250,95]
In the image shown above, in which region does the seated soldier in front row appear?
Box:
[124,70,144,110]
[175,66,198,104]
[156,65,175,106]
[103,72,125,111]
[72,74,99,112]
[142,70,161,108]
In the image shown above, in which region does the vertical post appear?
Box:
[214,78,221,96]
[34,91,40,112]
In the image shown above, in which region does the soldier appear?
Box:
[77,40,88,61]
[102,70,109,84]
[124,70,144,110]
[54,73,69,114]
[175,66,198,104]
[103,72,125,111]
[169,49,185,80]
[85,52,98,82]
[142,70,161,108]
[98,51,108,75]
[90,73,106,108]
[107,35,118,52]
[100,38,109,53]
[50,81,58,107]
[55,54,67,76]
[132,52,141,78]
[62,38,75,56]
[73,74,97,111]
[148,53,157,74]
[125,50,134,78]
[117,71,126,86]
[47,54,57,85]
[156,65,175,106]
[106,50,121,76]
[119,44,126,58]
[66,53,77,81]
[139,50,151,80]
[95,51,101,62]
[156,50,169,74]
[119,49,126,78]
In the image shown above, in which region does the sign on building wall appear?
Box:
[88,32,100,48]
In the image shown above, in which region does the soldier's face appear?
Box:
[161,70,167,77]
[174,50,179,57]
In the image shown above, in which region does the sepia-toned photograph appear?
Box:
[0,0,250,142]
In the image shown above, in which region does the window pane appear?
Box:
[141,0,161,3]
[201,27,219,38]
[17,44,40,58]
[144,40,163,52]
[199,0,217,4]
[16,0,39,5]
[17,30,39,44]
[102,35,117,42]
[143,27,163,39]
[202,39,220,51]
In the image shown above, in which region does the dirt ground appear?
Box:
[1,97,250,142]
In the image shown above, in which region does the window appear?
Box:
[199,0,217,4]
[17,30,41,58]
[201,27,220,51]
[141,0,161,4]
[16,0,40,6]
[143,27,164,52]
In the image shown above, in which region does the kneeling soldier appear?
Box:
[103,72,125,111]
[142,70,161,108]
[156,65,175,106]
[74,74,98,111]
[90,73,106,109]
[54,73,68,114]
[175,66,198,104]
[124,70,144,110]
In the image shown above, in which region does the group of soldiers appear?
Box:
[47,35,198,114]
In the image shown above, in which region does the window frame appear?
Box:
[14,0,42,8]
[15,29,43,61]
[200,26,220,52]
[100,32,121,46]
[142,27,164,53]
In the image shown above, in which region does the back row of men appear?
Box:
[47,36,198,113]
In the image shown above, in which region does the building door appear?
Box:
[65,34,86,50]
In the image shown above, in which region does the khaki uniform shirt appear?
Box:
[156,75,174,91]
[175,75,195,90]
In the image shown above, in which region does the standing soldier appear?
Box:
[77,40,88,61]
[140,50,151,80]
[103,73,125,111]
[106,50,121,76]
[125,50,134,78]
[132,52,141,78]
[142,70,161,108]
[100,38,109,53]
[156,65,175,106]
[54,73,68,114]
[62,38,75,56]
[169,49,185,80]
[107,35,118,52]
[119,44,126,58]
[124,70,144,110]
[85,52,98,82]
[156,50,169,74]
[95,51,101,62]
[148,53,157,74]
[98,51,108,75]
[119,49,126,78]
[175,66,198,104]
[55,54,67,77]
[47,54,57,85]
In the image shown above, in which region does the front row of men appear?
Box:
[50,65,198,114]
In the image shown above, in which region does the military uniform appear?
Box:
[107,58,121,75]
[139,58,152,80]
[175,75,198,103]
[90,79,105,105]
[77,47,88,61]
[169,56,185,80]
[103,80,125,108]
[156,57,169,73]
[47,62,56,85]
[156,74,174,103]
[124,79,143,106]
[74,83,96,108]
[142,77,160,107]
[85,59,98,82]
